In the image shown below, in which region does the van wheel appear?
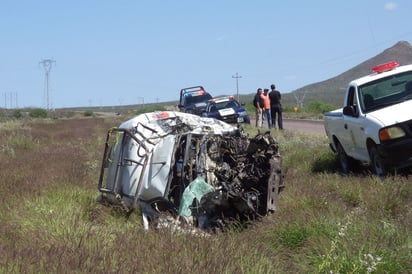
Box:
[336,141,352,174]
[370,146,387,177]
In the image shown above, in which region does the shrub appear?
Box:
[83,110,94,117]
[29,108,48,118]
[13,110,23,119]
[304,100,337,113]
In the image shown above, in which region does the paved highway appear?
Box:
[283,118,326,135]
[251,118,326,135]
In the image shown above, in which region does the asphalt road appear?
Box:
[251,118,326,135]
[283,118,326,135]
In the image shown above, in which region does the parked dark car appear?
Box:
[203,96,250,124]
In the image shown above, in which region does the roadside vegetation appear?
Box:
[0,112,410,273]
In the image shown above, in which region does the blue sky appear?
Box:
[1,0,412,108]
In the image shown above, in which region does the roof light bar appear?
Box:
[372,61,399,73]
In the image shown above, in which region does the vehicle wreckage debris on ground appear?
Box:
[97,111,284,232]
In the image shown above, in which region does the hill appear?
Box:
[282,40,412,107]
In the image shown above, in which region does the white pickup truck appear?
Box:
[324,61,412,176]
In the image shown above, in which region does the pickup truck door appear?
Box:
[342,109,369,161]
[340,87,369,161]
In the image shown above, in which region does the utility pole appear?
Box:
[39,59,56,111]
[137,97,144,104]
[137,97,145,109]
[9,92,13,108]
[232,72,242,101]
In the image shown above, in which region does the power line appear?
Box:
[39,59,56,111]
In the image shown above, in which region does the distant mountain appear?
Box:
[282,41,412,107]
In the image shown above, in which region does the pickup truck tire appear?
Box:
[336,140,354,174]
[369,146,388,177]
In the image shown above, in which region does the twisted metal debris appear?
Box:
[97,111,284,232]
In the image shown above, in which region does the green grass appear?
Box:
[0,117,411,273]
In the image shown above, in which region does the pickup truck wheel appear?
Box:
[370,146,387,177]
[336,141,352,173]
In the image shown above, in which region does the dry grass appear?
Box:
[0,116,411,273]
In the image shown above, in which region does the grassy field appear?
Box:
[0,115,411,273]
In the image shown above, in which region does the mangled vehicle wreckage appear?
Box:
[97,111,284,231]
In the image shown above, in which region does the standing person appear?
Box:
[269,84,283,129]
[260,88,272,128]
[253,88,264,127]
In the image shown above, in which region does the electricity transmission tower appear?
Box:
[39,59,56,110]
[294,90,307,109]
[232,72,242,101]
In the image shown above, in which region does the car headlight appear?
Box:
[379,126,405,141]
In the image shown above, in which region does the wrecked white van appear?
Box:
[97,111,284,231]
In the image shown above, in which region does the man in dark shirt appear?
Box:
[253,88,264,127]
[269,84,283,129]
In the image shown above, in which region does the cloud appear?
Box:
[384,2,398,11]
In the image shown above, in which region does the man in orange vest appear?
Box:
[260,88,272,128]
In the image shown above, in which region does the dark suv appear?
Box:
[178,86,212,115]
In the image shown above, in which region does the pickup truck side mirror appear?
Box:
[343,105,359,117]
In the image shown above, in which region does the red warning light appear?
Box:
[372,61,399,73]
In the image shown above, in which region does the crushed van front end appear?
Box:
[97,111,284,231]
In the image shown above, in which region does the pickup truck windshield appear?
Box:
[360,71,412,113]
[184,93,213,105]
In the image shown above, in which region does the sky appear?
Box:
[1,0,412,109]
